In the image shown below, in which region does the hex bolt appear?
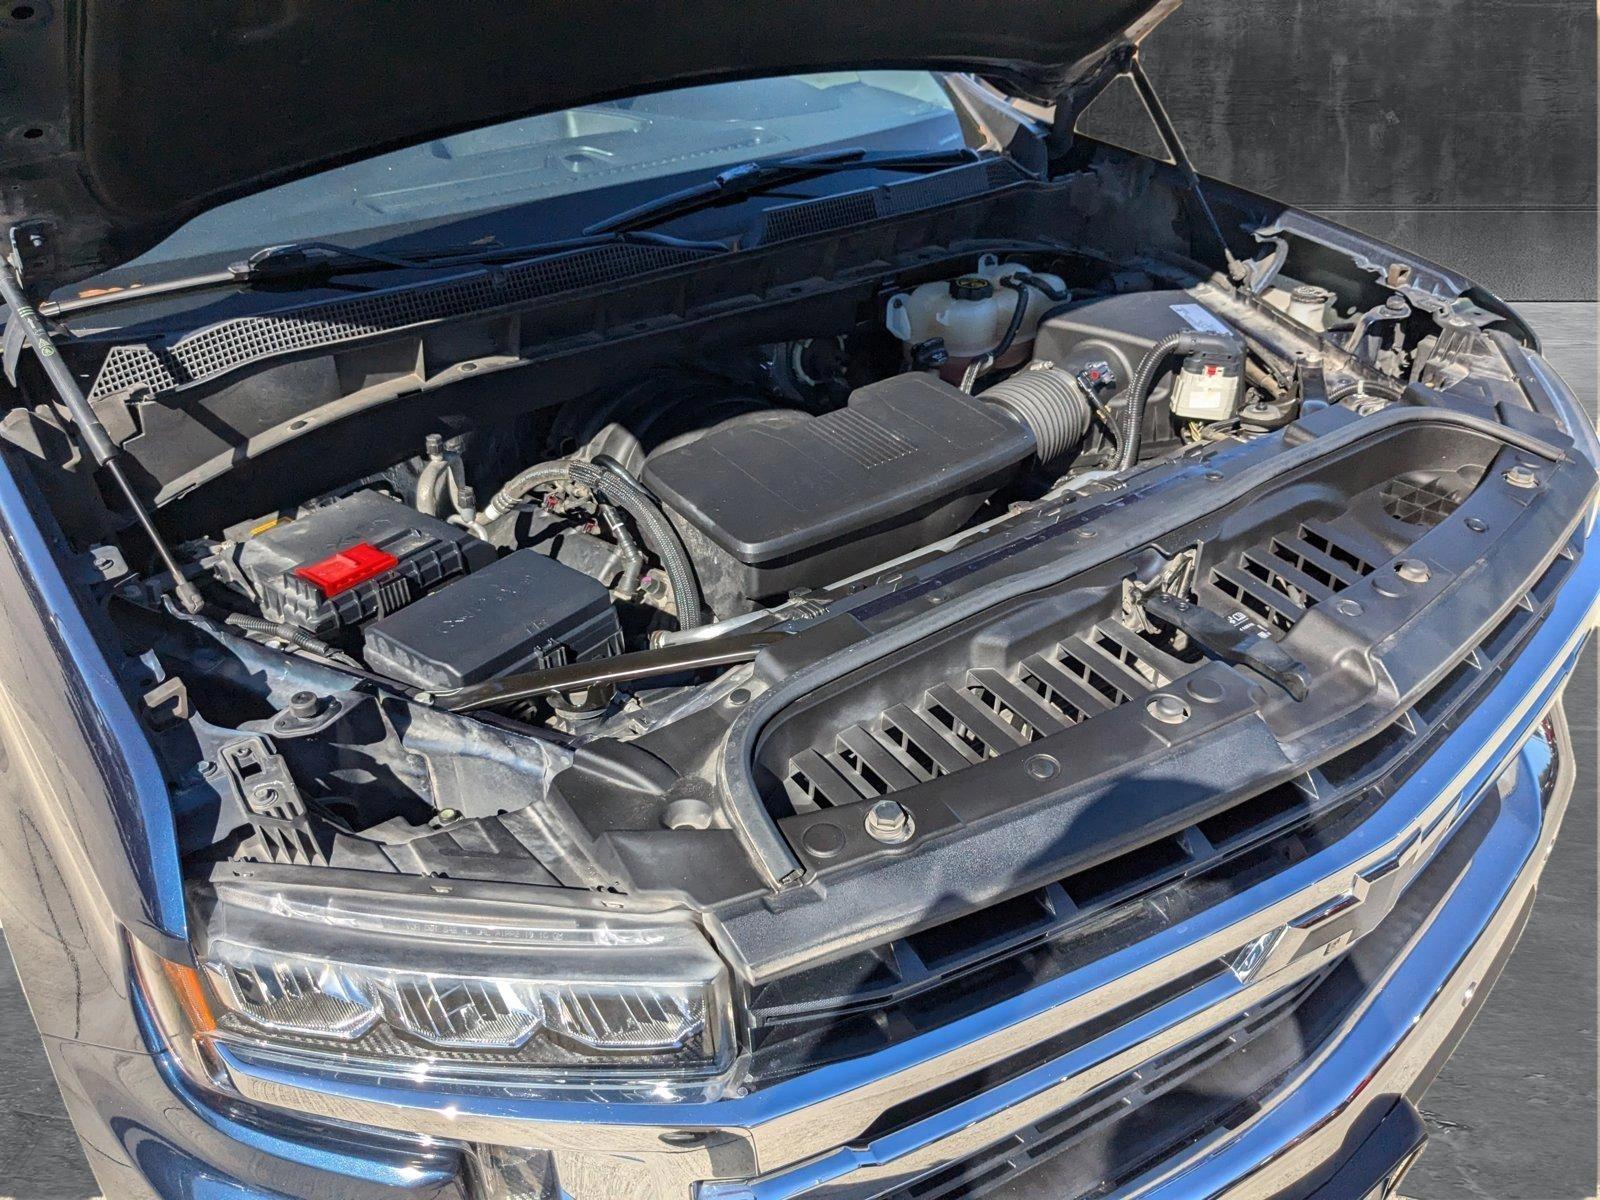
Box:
[1395,559,1431,585]
[1146,695,1190,725]
[864,798,915,845]
[287,690,320,719]
[1504,464,1539,489]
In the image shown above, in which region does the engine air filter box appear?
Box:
[363,549,623,691]
[642,373,1033,609]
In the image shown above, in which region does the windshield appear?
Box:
[119,72,964,275]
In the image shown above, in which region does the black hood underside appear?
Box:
[0,0,1175,291]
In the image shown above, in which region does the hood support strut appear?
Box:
[0,230,203,612]
[1124,53,1238,271]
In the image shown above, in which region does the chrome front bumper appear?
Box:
[181,521,1597,1200]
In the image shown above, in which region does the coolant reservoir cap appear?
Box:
[949,275,994,301]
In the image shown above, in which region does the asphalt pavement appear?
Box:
[0,305,1593,1200]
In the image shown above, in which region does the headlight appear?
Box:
[136,879,734,1094]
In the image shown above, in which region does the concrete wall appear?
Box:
[1082,0,1597,300]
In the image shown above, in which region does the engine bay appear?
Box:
[3,145,1575,951]
[172,257,1291,730]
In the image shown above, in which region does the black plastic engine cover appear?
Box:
[643,374,1034,611]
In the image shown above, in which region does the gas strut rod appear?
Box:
[1126,53,1238,272]
[0,237,204,612]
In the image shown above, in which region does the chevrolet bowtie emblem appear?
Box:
[1226,792,1467,986]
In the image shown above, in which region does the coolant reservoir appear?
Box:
[938,276,1001,357]
[885,254,1068,377]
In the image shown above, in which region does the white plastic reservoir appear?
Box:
[884,255,1068,370]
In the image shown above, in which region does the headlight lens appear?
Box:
[147,880,733,1091]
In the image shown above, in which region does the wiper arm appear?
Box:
[38,241,435,317]
[584,147,990,236]
[40,231,730,318]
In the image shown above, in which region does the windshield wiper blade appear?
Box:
[584,147,990,236]
[41,231,731,318]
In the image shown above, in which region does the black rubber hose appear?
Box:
[598,502,645,597]
[1035,299,1079,326]
[570,458,705,629]
[1014,272,1072,303]
[988,278,1032,362]
[988,275,1075,363]
[482,461,571,521]
[1116,330,1241,471]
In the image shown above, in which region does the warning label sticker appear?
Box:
[1170,303,1233,336]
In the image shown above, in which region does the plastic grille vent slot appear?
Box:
[880,158,1020,214]
[88,242,709,398]
[781,621,1186,811]
[1208,519,1377,634]
[876,971,1330,1200]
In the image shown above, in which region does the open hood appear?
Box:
[0,0,1175,292]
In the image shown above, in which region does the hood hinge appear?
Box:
[6,221,56,290]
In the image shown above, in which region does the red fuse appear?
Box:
[292,542,400,597]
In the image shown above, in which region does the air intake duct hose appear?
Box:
[1117,331,1242,470]
[980,365,1093,464]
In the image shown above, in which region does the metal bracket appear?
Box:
[1344,294,1413,357]
[1119,546,1199,635]
[216,736,328,866]
[6,221,53,287]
